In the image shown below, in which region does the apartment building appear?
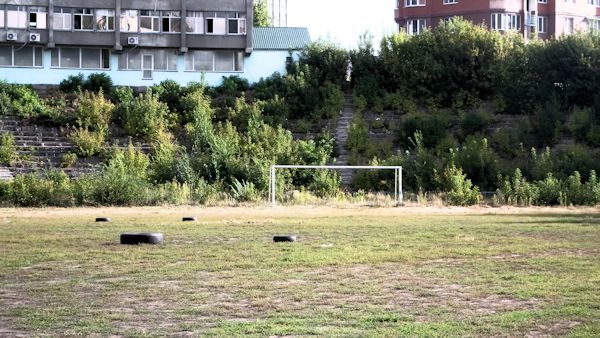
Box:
[0,0,308,86]
[395,0,600,39]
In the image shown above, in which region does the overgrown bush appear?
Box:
[120,89,170,140]
[74,89,114,130]
[59,74,85,93]
[397,114,449,148]
[83,73,113,93]
[69,126,106,157]
[0,81,47,119]
[497,168,539,206]
[60,152,77,168]
[0,133,17,165]
[437,164,481,206]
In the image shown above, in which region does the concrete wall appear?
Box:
[0,49,299,87]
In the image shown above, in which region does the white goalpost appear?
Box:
[268,165,403,206]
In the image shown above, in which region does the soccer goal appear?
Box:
[268,165,403,205]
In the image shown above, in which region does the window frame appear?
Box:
[73,8,94,31]
[405,0,426,7]
[95,9,115,31]
[0,45,43,68]
[120,9,139,32]
[139,10,160,33]
[51,47,110,69]
[29,7,47,29]
[406,18,426,35]
[6,5,28,29]
[537,15,548,33]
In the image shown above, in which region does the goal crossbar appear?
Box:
[269,165,403,205]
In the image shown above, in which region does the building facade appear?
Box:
[0,0,291,86]
[267,0,287,27]
[395,0,600,39]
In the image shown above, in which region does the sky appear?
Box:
[286,0,398,49]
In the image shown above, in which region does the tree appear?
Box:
[253,0,270,27]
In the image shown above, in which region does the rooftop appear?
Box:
[252,27,311,50]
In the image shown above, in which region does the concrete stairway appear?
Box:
[334,92,355,186]
[0,116,102,180]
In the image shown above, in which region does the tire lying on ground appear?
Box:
[273,235,297,242]
[96,217,111,222]
[182,216,197,222]
[120,232,164,245]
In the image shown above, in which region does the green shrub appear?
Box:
[353,94,367,115]
[0,81,47,119]
[10,173,52,206]
[69,126,106,157]
[121,89,170,140]
[454,136,499,191]
[0,133,17,165]
[384,91,417,115]
[535,173,563,206]
[461,110,491,137]
[307,169,340,198]
[59,74,85,93]
[83,73,113,93]
[397,114,449,148]
[74,89,114,130]
[150,79,183,114]
[89,144,150,205]
[144,181,191,205]
[60,152,78,168]
[497,168,539,206]
[0,179,11,204]
[230,178,261,202]
[438,164,481,206]
[347,114,369,153]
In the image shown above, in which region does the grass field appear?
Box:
[1,206,599,337]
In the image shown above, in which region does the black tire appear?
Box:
[96,217,111,222]
[120,232,164,245]
[182,216,197,222]
[273,235,297,242]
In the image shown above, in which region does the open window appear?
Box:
[29,7,47,29]
[74,8,94,30]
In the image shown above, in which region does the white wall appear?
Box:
[0,49,299,87]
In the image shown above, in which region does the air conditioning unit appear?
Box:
[6,32,18,41]
[29,33,41,42]
[127,36,139,45]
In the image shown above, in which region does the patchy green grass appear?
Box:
[1,207,599,336]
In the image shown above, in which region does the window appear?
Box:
[406,18,426,35]
[74,9,94,30]
[53,7,72,30]
[564,0,575,3]
[405,0,425,6]
[29,7,47,29]
[538,0,547,3]
[564,17,574,34]
[96,9,114,31]
[0,6,4,28]
[120,10,139,32]
[0,46,43,67]
[118,49,178,70]
[51,48,110,69]
[161,11,180,33]
[186,11,204,33]
[206,12,227,34]
[491,13,521,31]
[6,5,27,28]
[443,0,458,4]
[184,50,243,72]
[228,13,246,34]
[589,18,600,32]
[537,16,548,33]
[140,10,160,32]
